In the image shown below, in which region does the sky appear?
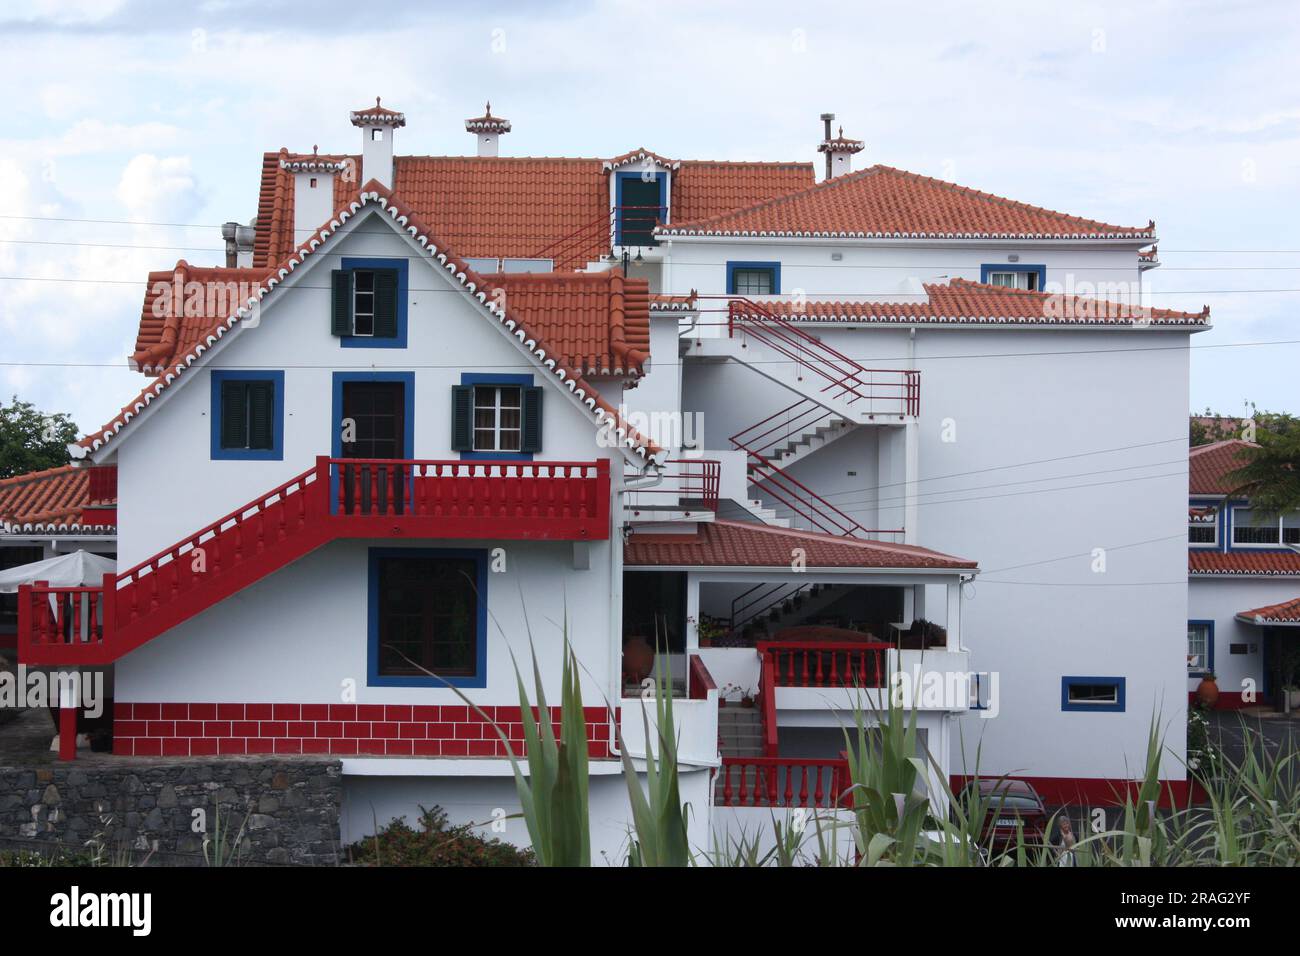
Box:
[1,0,1297,434]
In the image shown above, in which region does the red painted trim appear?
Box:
[58,705,77,761]
[20,457,612,666]
[950,774,1192,809]
[112,702,619,759]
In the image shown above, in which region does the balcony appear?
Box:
[18,456,611,668]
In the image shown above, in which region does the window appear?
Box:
[980,264,1046,291]
[210,370,284,460]
[726,261,782,296]
[1187,621,1213,675]
[474,385,521,452]
[331,259,407,347]
[1188,507,1217,546]
[615,172,666,246]
[451,377,542,457]
[1231,507,1300,547]
[368,549,486,687]
[1061,676,1126,712]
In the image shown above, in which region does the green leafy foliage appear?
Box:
[348,806,535,867]
[0,396,80,478]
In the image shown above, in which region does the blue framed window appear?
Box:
[1229,504,1300,549]
[333,257,409,349]
[1188,500,1219,548]
[453,372,540,461]
[330,372,415,459]
[614,172,666,246]
[367,547,487,688]
[1187,620,1214,676]
[980,263,1046,291]
[726,261,781,295]
[210,370,284,461]
[1061,676,1126,713]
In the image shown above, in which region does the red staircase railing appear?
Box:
[528,205,667,267]
[759,640,891,690]
[716,756,849,808]
[721,297,920,417]
[18,456,611,667]
[624,458,720,514]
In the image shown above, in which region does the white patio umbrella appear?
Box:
[0,549,115,592]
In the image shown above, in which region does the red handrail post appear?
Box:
[16,582,31,662]
[100,572,116,653]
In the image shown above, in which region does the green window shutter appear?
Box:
[521,387,543,453]
[220,381,249,449]
[331,270,353,336]
[451,385,473,451]
[247,381,275,450]
[373,269,399,338]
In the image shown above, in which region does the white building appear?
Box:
[1187,439,1300,709]
[13,101,1213,860]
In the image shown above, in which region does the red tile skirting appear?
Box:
[113,702,616,759]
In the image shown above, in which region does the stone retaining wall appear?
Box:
[0,757,342,865]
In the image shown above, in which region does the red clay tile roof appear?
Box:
[624,519,977,570]
[659,164,1156,239]
[350,98,405,127]
[130,262,649,379]
[130,262,273,372]
[1236,596,1300,625]
[0,465,111,532]
[465,103,510,133]
[1189,550,1300,576]
[818,128,864,154]
[254,153,814,272]
[489,271,649,376]
[78,182,662,462]
[1189,440,1259,495]
[745,278,1209,327]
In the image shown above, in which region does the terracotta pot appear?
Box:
[741,696,755,709]
[1196,676,1220,709]
[622,636,656,684]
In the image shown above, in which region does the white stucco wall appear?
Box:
[1188,577,1295,699]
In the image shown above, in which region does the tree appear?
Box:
[1225,412,1300,515]
[0,396,80,479]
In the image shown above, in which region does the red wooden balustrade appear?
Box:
[716,757,850,808]
[758,640,891,690]
[688,653,717,701]
[18,457,611,667]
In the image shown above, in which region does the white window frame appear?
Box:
[1188,505,1218,548]
[472,385,523,452]
[1187,622,1211,674]
[352,269,376,337]
[1230,506,1300,548]
[986,270,1037,291]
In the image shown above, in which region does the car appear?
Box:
[956,779,1050,855]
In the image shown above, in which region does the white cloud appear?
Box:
[115,153,202,223]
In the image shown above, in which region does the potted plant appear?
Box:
[1195,672,1220,709]
[740,690,756,708]
[691,614,726,649]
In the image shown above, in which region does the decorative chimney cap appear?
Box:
[465,101,511,133]
[351,97,406,128]
[818,126,865,154]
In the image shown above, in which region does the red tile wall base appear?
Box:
[113,703,616,759]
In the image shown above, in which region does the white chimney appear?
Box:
[465,102,511,157]
[281,149,344,245]
[817,118,864,180]
[350,97,405,189]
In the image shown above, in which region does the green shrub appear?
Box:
[348,806,535,867]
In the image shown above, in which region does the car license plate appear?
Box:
[995,818,1019,827]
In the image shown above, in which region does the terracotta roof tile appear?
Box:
[1189,439,1259,495]
[78,182,662,462]
[1236,596,1300,624]
[624,519,977,570]
[1189,550,1300,576]
[659,164,1156,239]
[254,154,814,272]
[489,271,649,376]
[747,278,1208,327]
[0,465,111,532]
[350,98,405,127]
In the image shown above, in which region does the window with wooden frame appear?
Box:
[451,383,542,455]
[331,267,399,339]
[210,370,284,460]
